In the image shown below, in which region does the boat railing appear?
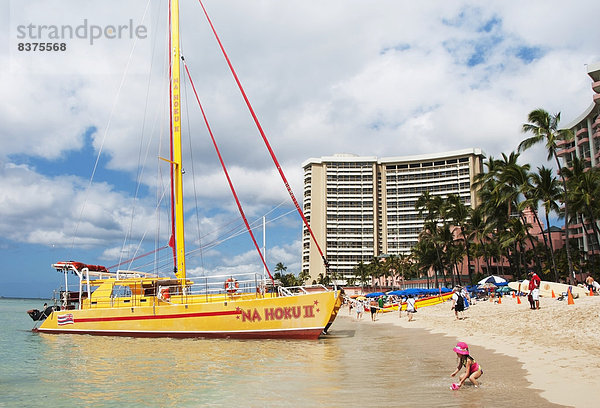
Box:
[277,284,330,297]
[182,273,267,300]
[57,274,334,309]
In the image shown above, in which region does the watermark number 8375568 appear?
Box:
[17,43,67,51]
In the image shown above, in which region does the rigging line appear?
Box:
[120,0,163,269]
[126,204,292,272]
[107,245,169,271]
[185,206,296,257]
[180,40,206,273]
[181,57,273,282]
[196,0,329,272]
[265,207,296,224]
[126,185,168,272]
[262,199,288,218]
[185,209,296,259]
[130,206,295,274]
[70,0,153,254]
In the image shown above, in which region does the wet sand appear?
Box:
[333,313,563,407]
[353,294,600,408]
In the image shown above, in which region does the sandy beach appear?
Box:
[358,293,600,408]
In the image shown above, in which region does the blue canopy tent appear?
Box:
[365,292,386,298]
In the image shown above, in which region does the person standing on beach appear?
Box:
[585,275,595,293]
[370,300,377,321]
[398,296,404,318]
[405,295,416,321]
[528,270,541,310]
[451,287,465,320]
[450,342,483,389]
[355,300,364,320]
[460,286,471,309]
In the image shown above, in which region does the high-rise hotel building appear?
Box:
[301,149,484,282]
[558,61,600,256]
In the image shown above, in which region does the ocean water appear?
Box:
[0,298,560,408]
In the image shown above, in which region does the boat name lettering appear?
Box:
[241,305,314,322]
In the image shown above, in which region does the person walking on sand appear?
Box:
[450,341,483,389]
[405,295,416,321]
[370,300,377,321]
[528,270,541,310]
[585,275,595,293]
[460,286,471,309]
[451,287,465,320]
[378,295,385,317]
[398,296,404,318]
[355,300,364,320]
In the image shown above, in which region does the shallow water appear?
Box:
[0,299,562,407]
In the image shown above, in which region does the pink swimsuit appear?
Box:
[468,361,481,374]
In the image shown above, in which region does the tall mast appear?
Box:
[170,0,186,280]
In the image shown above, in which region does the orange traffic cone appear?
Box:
[551,290,555,298]
[512,292,515,298]
[567,289,574,305]
[498,296,502,304]
[590,287,594,297]
[516,296,521,304]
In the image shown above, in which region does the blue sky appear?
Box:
[1,0,599,298]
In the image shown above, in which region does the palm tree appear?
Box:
[386,254,400,289]
[469,206,494,275]
[316,273,331,286]
[274,262,287,274]
[446,194,475,285]
[367,257,385,290]
[353,261,371,289]
[493,152,544,273]
[563,157,600,272]
[530,166,562,281]
[411,238,438,288]
[298,269,311,285]
[520,108,575,281]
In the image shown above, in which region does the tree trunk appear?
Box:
[519,211,543,275]
[580,213,598,275]
[532,206,557,281]
[554,153,574,282]
[544,212,559,282]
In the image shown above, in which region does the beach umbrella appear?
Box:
[365,292,385,298]
[478,275,507,286]
[356,296,367,301]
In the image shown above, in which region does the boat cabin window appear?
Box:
[112,285,132,298]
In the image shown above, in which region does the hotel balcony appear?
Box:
[593,80,600,93]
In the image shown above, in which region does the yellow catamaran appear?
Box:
[30,0,341,339]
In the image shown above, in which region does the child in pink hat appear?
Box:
[450,342,483,389]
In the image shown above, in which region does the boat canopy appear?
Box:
[52,261,159,280]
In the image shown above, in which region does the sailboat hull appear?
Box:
[35,290,342,340]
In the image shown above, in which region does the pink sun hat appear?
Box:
[453,341,469,355]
